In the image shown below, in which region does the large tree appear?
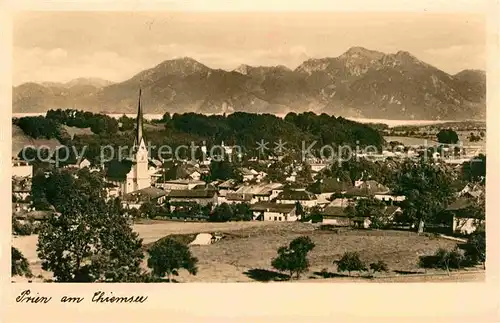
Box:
[209,203,233,222]
[37,169,144,282]
[271,236,315,280]
[147,237,198,282]
[436,129,459,144]
[391,159,456,233]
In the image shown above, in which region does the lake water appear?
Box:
[12,112,463,128]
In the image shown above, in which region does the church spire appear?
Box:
[135,88,145,147]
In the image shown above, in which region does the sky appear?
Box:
[13,12,486,86]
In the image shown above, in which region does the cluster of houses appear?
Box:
[115,159,410,229]
[11,152,486,235]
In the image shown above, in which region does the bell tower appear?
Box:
[125,88,151,194]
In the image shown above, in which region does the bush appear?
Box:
[459,230,486,268]
[12,219,34,236]
[334,252,367,276]
[418,248,466,273]
[369,260,389,274]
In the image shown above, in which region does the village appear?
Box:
[11,97,486,282]
[12,136,485,235]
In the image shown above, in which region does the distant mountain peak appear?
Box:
[66,77,114,88]
[295,57,336,74]
[234,64,252,75]
[234,64,292,75]
[340,46,384,59]
[157,56,208,69]
[136,56,210,82]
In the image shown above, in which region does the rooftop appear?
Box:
[157,179,205,185]
[250,202,296,213]
[123,186,167,202]
[277,189,317,201]
[446,197,474,211]
[322,206,348,218]
[345,180,391,197]
[168,189,217,199]
[218,179,238,189]
[226,193,254,201]
[309,177,353,194]
[236,182,284,196]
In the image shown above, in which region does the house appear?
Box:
[458,183,484,200]
[224,193,256,205]
[191,183,217,191]
[321,207,371,229]
[217,179,239,198]
[309,177,353,200]
[235,182,284,202]
[122,186,167,209]
[444,198,484,235]
[276,189,317,208]
[163,163,203,181]
[250,202,298,221]
[12,159,33,178]
[239,168,259,182]
[167,189,218,207]
[321,206,351,226]
[328,198,352,208]
[218,179,238,190]
[345,180,404,203]
[155,179,205,191]
[321,204,401,228]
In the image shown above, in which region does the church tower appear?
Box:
[125,89,151,194]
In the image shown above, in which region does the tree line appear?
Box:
[15,109,385,166]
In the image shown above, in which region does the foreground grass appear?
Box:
[174,223,467,282]
[12,221,482,283]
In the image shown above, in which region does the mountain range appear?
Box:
[12,47,486,120]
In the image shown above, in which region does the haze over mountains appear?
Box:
[13,47,486,120]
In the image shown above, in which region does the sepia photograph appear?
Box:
[11,10,487,285]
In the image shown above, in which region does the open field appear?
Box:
[13,221,483,283]
[12,124,61,156]
[61,125,93,138]
[133,219,280,244]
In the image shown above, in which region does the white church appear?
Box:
[107,90,166,206]
[124,88,152,194]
